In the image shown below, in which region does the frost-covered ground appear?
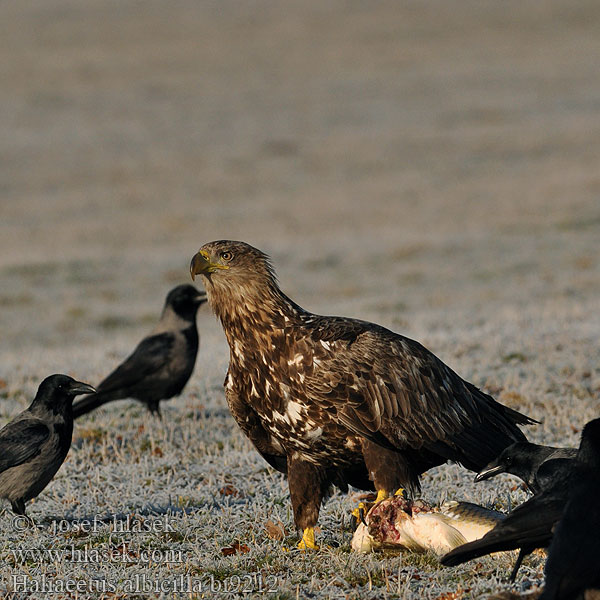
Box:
[1,1,599,598]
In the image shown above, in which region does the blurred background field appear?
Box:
[0,1,599,598]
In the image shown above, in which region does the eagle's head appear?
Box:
[190,240,275,284]
[190,241,284,326]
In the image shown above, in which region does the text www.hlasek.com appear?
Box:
[9,544,183,564]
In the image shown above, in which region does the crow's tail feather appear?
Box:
[72,392,114,419]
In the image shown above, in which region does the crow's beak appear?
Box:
[194,291,208,305]
[67,381,96,397]
[474,464,505,483]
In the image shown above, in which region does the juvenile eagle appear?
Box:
[190,241,535,550]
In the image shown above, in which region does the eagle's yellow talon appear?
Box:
[358,504,367,526]
[352,501,367,521]
[352,502,369,526]
[352,492,389,525]
[394,488,407,498]
[297,527,319,551]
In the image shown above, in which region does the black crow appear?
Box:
[73,284,206,418]
[474,441,576,493]
[540,419,600,600]
[441,426,592,582]
[534,457,574,494]
[0,374,95,516]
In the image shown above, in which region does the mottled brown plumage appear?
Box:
[190,241,535,545]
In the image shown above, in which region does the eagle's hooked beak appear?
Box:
[190,251,229,281]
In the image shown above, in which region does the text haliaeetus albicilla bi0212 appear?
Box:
[190,241,536,550]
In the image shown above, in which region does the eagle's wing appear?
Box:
[302,317,533,467]
[224,372,287,473]
[96,332,176,393]
[0,418,50,473]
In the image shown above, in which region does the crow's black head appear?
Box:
[165,284,207,321]
[32,375,96,415]
[474,442,553,489]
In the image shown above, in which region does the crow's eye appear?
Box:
[220,251,233,261]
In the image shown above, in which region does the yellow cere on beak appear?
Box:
[190,251,229,281]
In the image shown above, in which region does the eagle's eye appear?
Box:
[220,251,233,262]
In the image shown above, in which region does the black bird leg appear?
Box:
[148,402,162,419]
[508,548,527,582]
[11,499,26,516]
[11,499,36,528]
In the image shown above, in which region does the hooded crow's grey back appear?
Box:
[0,374,95,515]
[474,442,577,494]
[73,285,206,418]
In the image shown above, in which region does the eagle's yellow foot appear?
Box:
[297,527,319,551]
[375,489,389,503]
[394,488,407,498]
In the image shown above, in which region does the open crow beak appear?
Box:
[474,463,505,483]
[67,381,96,397]
[194,290,208,305]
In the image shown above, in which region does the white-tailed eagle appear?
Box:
[190,240,535,550]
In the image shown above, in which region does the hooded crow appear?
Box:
[73,284,206,418]
[0,374,95,515]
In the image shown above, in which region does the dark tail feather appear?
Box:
[440,535,512,567]
[440,525,548,567]
[442,384,539,472]
[503,404,539,427]
[428,421,526,474]
[72,392,114,418]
